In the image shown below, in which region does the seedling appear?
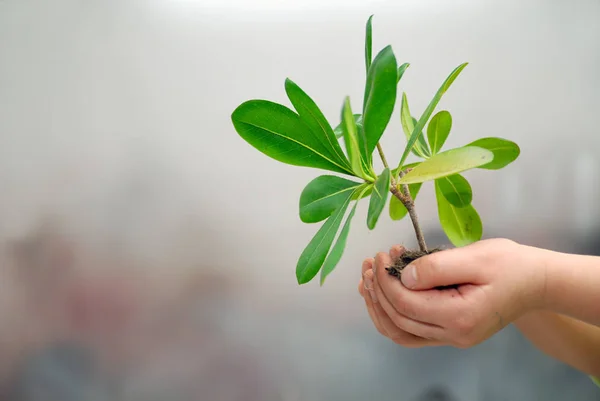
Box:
[231,16,520,285]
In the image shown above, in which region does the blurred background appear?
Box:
[1,0,600,399]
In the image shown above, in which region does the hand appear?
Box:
[359,238,546,348]
[358,245,442,347]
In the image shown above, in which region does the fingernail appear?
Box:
[401,264,418,288]
[364,277,377,303]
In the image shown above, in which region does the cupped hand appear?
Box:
[359,238,546,348]
[358,246,443,348]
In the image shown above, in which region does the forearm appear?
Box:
[534,247,600,326]
[514,311,600,377]
[512,244,600,377]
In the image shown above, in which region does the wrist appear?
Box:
[540,250,600,325]
[529,247,599,319]
[507,242,600,326]
[513,243,556,312]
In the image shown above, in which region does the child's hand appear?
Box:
[358,246,444,347]
[359,239,546,348]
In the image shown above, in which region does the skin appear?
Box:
[358,238,600,378]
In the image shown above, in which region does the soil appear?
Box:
[386,247,459,290]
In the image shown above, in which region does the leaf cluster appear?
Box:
[231,16,520,285]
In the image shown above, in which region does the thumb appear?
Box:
[400,248,479,290]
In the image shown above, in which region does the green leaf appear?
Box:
[365,15,373,74]
[284,78,351,170]
[352,184,372,200]
[320,186,368,285]
[389,183,422,221]
[397,62,469,170]
[367,168,390,230]
[391,161,421,179]
[296,191,354,284]
[232,100,353,175]
[397,62,410,83]
[436,174,472,207]
[398,146,494,184]
[427,110,452,154]
[435,181,482,247]
[341,97,372,179]
[465,137,520,170]
[363,45,398,156]
[400,93,430,158]
[334,114,362,139]
[299,175,362,223]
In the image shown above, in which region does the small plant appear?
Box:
[231,16,520,285]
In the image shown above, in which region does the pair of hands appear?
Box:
[358,238,546,348]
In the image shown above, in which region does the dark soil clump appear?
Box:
[387,247,459,290]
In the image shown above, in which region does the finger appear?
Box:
[358,258,371,297]
[361,268,388,337]
[364,289,388,337]
[371,298,445,348]
[389,245,405,261]
[366,254,445,346]
[362,258,377,303]
[362,257,374,275]
[373,252,455,326]
[373,277,445,340]
[399,246,483,290]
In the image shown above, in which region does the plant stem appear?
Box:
[396,171,428,253]
[375,144,428,253]
[376,143,390,169]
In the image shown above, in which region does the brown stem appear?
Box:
[391,170,428,253]
[375,144,428,253]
